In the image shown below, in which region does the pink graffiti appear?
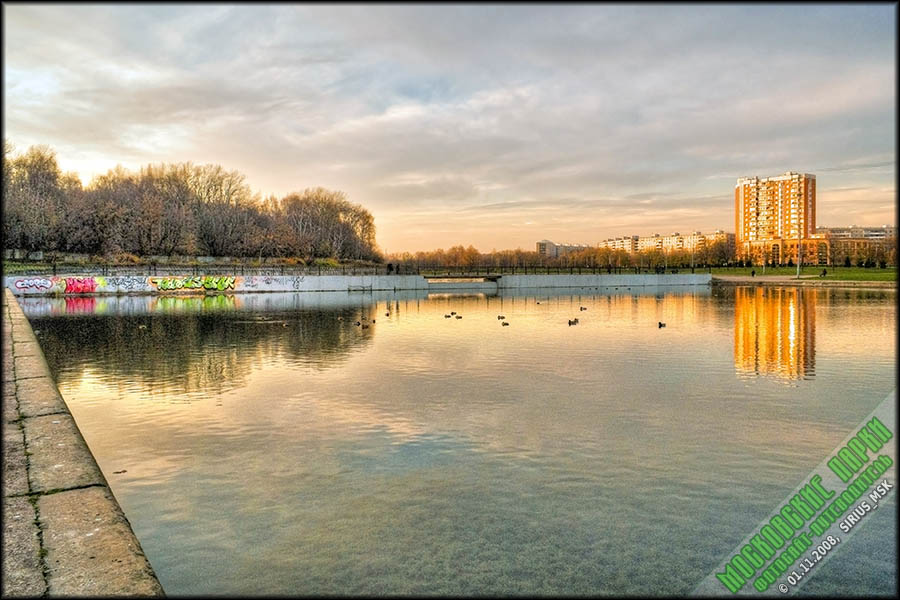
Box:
[15,278,53,290]
[64,277,98,294]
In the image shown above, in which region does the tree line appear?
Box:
[385,240,735,270]
[3,142,381,262]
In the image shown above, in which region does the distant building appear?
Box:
[816,225,896,265]
[599,230,734,254]
[735,172,826,265]
[816,225,896,239]
[536,240,591,258]
[599,235,640,253]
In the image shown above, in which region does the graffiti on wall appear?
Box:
[291,275,305,290]
[11,274,241,295]
[149,275,236,291]
[64,277,100,294]
[14,278,53,290]
[244,275,276,289]
[106,276,147,291]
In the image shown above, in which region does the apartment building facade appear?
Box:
[735,172,826,264]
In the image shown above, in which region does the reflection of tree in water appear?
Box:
[33,305,376,400]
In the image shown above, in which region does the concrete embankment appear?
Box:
[5,272,711,296]
[496,273,710,288]
[2,288,164,597]
[711,275,896,289]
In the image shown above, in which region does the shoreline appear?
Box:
[711,275,896,289]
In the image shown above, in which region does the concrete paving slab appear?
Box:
[10,325,37,345]
[1,357,14,382]
[3,423,29,497]
[3,391,18,423]
[12,341,42,358]
[4,421,23,441]
[13,355,52,381]
[16,377,68,418]
[22,414,105,494]
[1,496,47,597]
[39,487,164,597]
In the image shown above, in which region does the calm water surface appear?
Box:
[25,285,896,596]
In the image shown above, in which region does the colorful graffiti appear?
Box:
[106,276,147,291]
[149,275,236,292]
[64,277,99,294]
[14,278,53,290]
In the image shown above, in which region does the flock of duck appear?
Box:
[338,299,666,330]
[436,302,667,329]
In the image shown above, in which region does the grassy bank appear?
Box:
[709,266,896,281]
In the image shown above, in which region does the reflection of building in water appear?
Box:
[734,287,816,379]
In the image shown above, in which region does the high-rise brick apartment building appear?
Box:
[735,172,827,265]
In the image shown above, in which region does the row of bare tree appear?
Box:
[3,142,381,261]
[386,240,735,269]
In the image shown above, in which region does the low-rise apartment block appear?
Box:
[536,240,592,258]
[599,230,734,254]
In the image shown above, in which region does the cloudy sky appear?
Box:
[4,4,896,253]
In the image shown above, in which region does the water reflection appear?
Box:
[34,306,380,401]
[17,290,430,317]
[22,285,897,596]
[734,287,816,381]
[29,285,715,408]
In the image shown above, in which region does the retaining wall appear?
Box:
[6,273,710,296]
[497,273,711,288]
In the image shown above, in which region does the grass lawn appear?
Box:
[710,266,897,281]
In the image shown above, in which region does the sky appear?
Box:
[3,4,896,253]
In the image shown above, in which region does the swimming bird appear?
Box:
[658,321,666,328]
[372,319,376,323]
[355,321,361,326]
[497,315,506,320]
[502,321,510,326]
[451,311,457,315]
[579,306,587,311]
[444,314,451,318]
[455,315,462,319]
[385,312,389,317]
[361,324,370,329]
[138,324,147,330]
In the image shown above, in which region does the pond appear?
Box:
[24,285,896,596]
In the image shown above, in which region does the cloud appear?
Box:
[3,4,896,251]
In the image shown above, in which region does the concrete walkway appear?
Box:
[2,288,164,597]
